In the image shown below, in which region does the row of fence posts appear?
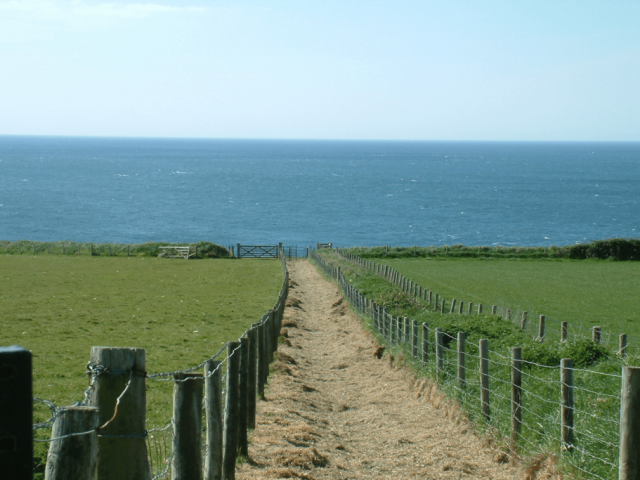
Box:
[336,249,629,356]
[1,247,289,480]
[309,249,640,479]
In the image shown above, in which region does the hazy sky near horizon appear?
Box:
[1,0,639,141]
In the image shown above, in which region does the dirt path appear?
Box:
[237,260,522,479]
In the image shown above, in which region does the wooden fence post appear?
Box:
[619,366,640,480]
[620,334,628,358]
[457,332,466,386]
[256,322,265,398]
[492,305,497,315]
[90,244,94,256]
[222,342,241,480]
[238,337,250,457]
[458,301,464,314]
[247,327,258,429]
[561,359,573,450]
[521,312,527,330]
[204,360,223,480]
[538,315,545,341]
[511,347,522,446]
[44,406,99,480]
[237,243,241,259]
[478,303,483,314]
[422,323,428,365]
[592,326,601,344]
[480,339,490,421]
[435,328,444,376]
[172,373,204,480]
[429,291,433,305]
[441,299,446,313]
[434,293,438,310]
[561,322,568,342]
[89,346,149,480]
[412,319,418,358]
[450,299,457,314]
[468,302,473,314]
[0,346,32,480]
[391,317,397,345]
[404,317,410,344]
[506,309,511,322]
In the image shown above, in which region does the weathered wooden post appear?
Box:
[620,334,628,358]
[422,323,429,365]
[428,291,433,304]
[222,342,241,480]
[480,339,490,421]
[434,293,438,310]
[592,326,601,344]
[0,346,32,480]
[457,332,466,386]
[404,317,410,344]
[561,322,568,342]
[468,302,473,314]
[450,299,457,314]
[492,305,497,315]
[238,337,250,457]
[256,322,265,398]
[172,373,204,480]
[89,346,149,480]
[44,406,99,480]
[538,315,545,341]
[458,301,464,314]
[511,347,522,446]
[561,359,573,450]
[204,360,223,480]
[237,243,241,259]
[90,244,94,256]
[521,311,527,330]
[619,366,640,480]
[391,317,397,345]
[412,319,418,358]
[506,309,511,322]
[441,299,446,313]
[478,303,483,314]
[247,327,258,428]
[435,328,444,375]
[127,245,130,256]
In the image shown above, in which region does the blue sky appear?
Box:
[1,0,638,140]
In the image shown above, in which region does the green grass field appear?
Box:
[377,257,640,342]
[314,250,632,479]
[0,255,282,432]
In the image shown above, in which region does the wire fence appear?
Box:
[333,248,638,356]
[310,248,633,480]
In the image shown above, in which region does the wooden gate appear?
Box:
[237,244,278,258]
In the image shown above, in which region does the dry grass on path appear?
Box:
[237,261,540,479]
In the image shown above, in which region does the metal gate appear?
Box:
[237,244,278,258]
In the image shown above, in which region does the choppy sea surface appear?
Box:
[0,136,638,247]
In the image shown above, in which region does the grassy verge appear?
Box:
[315,250,636,479]
[0,255,281,475]
[357,256,640,343]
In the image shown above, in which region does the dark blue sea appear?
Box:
[0,136,638,247]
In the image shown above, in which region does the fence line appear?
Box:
[309,248,639,480]
[3,245,289,480]
[332,247,639,355]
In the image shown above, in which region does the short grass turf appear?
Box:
[0,255,282,430]
[379,257,640,341]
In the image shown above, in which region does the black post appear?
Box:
[0,346,32,480]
